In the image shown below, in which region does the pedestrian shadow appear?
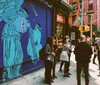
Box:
[89,76,99,85]
[89,68,96,72]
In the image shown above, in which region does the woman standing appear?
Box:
[52,36,58,79]
[60,36,70,77]
[44,36,55,84]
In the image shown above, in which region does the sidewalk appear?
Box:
[0,52,100,85]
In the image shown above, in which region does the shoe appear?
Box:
[93,62,97,65]
[53,75,57,78]
[59,69,62,72]
[45,81,51,84]
[64,74,70,77]
[54,76,57,78]
[50,80,54,83]
[97,74,100,76]
[68,72,71,75]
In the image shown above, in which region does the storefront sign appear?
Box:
[57,14,65,23]
[71,32,75,40]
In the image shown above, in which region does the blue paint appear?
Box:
[0,0,52,82]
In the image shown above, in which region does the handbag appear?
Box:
[60,51,69,61]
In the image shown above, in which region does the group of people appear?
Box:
[43,35,72,85]
[42,34,100,85]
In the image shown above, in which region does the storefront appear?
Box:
[52,0,72,45]
[0,0,53,82]
[56,13,65,44]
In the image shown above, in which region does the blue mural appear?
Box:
[27,23,42,63]
[0,0,52,82]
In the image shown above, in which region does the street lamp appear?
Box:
[90,14,93,39]
[81,0,84,27]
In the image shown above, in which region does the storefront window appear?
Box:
[56,14,65,45]
[88,0,93,10]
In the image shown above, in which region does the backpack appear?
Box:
[39,46,48,61]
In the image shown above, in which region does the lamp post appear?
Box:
[81,0,84,26]
[90,14,93,39]
[80,0,84,35]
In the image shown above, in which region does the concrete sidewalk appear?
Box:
[0,52,100,85]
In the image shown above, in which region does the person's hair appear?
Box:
[37,23,41,28]
[64,35,69,43]
[80,35,86,41]
[46,36,54,47]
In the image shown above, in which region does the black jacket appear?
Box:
[74,42,93,63]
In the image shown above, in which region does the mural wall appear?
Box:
[0,0,52,82]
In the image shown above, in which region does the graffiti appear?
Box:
[27,23,42,63]
[0,0,51,82]
[0,0,31,80]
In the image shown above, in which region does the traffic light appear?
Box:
[79,25,83,32]
[84,25,90,32]
[79,25,90,32]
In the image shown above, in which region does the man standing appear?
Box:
[74,35,93,85]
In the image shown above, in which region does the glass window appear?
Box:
[88,0,93,10]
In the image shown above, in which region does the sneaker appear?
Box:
[68,72,71,75]
[59,69,62,72]
[50,80,54,83]
[64,74,70,77]
[53,75,57,78]
[45,81,51,85]
[93,62,97,65]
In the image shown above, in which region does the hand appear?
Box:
[52,52,55,56]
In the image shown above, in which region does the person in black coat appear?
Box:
[74,35,93,85]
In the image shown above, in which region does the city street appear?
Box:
[0,52,100,85]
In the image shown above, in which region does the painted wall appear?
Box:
[0,0,52,82]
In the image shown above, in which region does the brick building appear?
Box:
[69,0,99,36]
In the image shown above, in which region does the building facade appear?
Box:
[69,0,98,37]
[0,0,72,83]
[0,0,53,82]
[97,0,100,33]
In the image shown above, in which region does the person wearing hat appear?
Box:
[59,35,71,77]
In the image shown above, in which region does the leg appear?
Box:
[64,61,70,77]
[84,64,89,85]
[59,61,64,71]
[93,54,97,64]
[44,60,52,84]
[44,60,49,82]
[77,62,82,85]
[53,58,57,78]
[98,53,100,75]
[68,54,71,75]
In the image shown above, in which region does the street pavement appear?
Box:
[0,52,100,85]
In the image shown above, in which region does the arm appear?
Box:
[45,44,52,55]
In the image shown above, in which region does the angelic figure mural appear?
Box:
[0,0,43,81]
[0,0,30,80]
